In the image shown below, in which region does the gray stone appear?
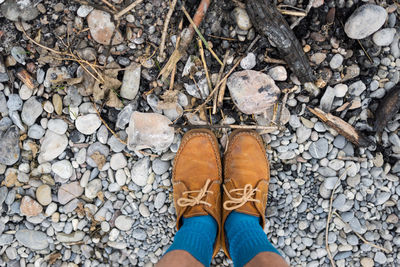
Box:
[309,138,329,159]
[348,217,362,233]
[1,0,39,21]
[52,160,73,179]
[116,103,136,129]
[376,192,391,205]
[131,157,150,186]
[28,124,45,139]
[21,97,43,126]
[56,231,85,243]
[0,234,13,246]
[132,229,147,240]
[0,125,20,165]
[77,5,94,18]
[139,203,150,217]
[110,153,127,170]
[268,66,287,81]
[11,46,27,65]
[75,114,101,135]
[85,179,102,199]
[344,4,387,39]
[329,54,343,69]
[349,81,366,96]
[154,192,167,210]
[7,94,23,111]
[373,28,396,46]
[86,142,109,168]
[120,62,141,100]
[115,215,134,231]
[227,70,280,114]
[374,252,387,264]
[0,92,7,113]
[47,119,68,135]
[58,182,84,205]
[38,131,68,162]
[152,158,170,175]
[240,53,256,70]
[16,229,48,250]
[320,86,335,112]
[333,135,346,149]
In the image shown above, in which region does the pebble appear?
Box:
[344,4,387,39]
[154,192,167,210]
[85,179,102,199]
[58,182,84,205]
[38,130,68,162]
[19,85,33,100]
[16,229,48,250]
[374,252,387,264]
[139,203,150,217]
[132,229,147,240]
[334,84,348,97]
[268,66,287,81]
[1,0,39,21]
[110,153,127,170]
[0,125,20,165]
[115,215,134,231]
[320,86,335,112]
[131,157,150,186]
[360,258,374,267]
[115,169,126,186]
[372,28,396,46]
[21,97,43,126]
[152,158,170,175]
[87,9,123,45]
[226,70,280,114]
[77,5,93,17]
[349,81,366,96]
[309,138,329,159]
[20,196,43,216]
[47,119,68,135]
[52,160,73,179]
[120,62,141,100]
[240,53,256,70]
[36,184,52,206]
[127,112,175,152]
[329,54,344,69]
[75,114,101,135]
[56,231,85,243]
[7,94,23,111]
[233,7,252,31]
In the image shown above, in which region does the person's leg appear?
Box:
[221,130,289,267]
[157,129,223,267]
[224,211,289,267]
[157,250,203,267]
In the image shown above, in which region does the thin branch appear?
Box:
[159,0,178,61]
[333,211,391,254]
[290,0,315,29]
[91,99,127,145]
[198,38,213,103]
[325,168,350,267]
[213,50,230,114]
[115,0,144,20]
[170,124,279,131]
[181,5,223,65]
[101,0,118,12]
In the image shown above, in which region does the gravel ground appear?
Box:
[0,0,399,266]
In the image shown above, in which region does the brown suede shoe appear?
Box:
[221,130,270,258]
[172,129,222,257]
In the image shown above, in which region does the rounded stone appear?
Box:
[36,184,52,206]
[52,160,73,179]
[75,114,101,135]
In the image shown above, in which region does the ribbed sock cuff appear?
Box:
[166,215,217,266]
[225,211,281,267]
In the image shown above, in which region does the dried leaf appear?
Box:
[75,202,85,217]
[90,151,106,169]
[97,191,104,202]
[158,90,180,110]
[93,81,106,101]
[374,85,400,133]
[48,253,61,265]
[103,76,122,90]
[27,141,39,158]
[308,107,373,147]
[106,90,123,108]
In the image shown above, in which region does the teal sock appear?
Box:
[166,215,217,266]
[225,211,281,267]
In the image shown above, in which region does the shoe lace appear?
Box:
[177,179,213,207]
[223,184,260,210]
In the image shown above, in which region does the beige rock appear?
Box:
[87,10,123,45]
[58,182,84,205]
[20,196,43,217]
[36,184,52,206]
[227,70,280,114]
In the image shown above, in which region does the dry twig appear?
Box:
[115,0,144,19]
[101,0,118,11]
[198,38,213,102]
[159,0,178,61]
[91,100,127,145]
[192,57,242,115]
[170,124,279,131]
[290,0,315,29]
[325,168,349,267]
[213,50,230,114]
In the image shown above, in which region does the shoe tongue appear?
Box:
[184,205,208,217]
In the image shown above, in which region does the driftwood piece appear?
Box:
[246,0,315,83]
[374,85,400,133]
[308,107,372,147]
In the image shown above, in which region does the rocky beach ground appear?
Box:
[0,0,399,266]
